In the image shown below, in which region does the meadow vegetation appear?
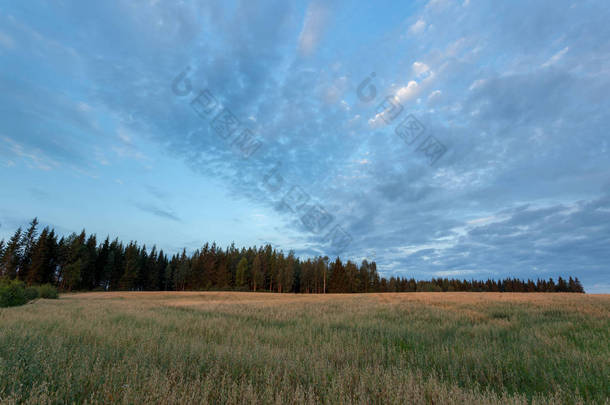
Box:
[0,292,608,404]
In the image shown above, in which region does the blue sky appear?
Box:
[1,0,609,292]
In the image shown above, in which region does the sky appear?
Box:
[0,0,609,292]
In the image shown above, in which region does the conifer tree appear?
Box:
[1,227,23,279]
[120,242,140,291]
[95,237,110,290]
[252,254,263,292]
[0,240,5,264]
[19,218,39,280]
[235,257,248,288]
[27,227,50,285]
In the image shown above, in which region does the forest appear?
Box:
[0,218,585,293]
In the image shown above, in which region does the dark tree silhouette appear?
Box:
[0,218,586,294]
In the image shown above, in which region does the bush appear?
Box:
[25,286,40,301]
[0,281,59,307]
[0,280,28,308]
[36,284,59,299]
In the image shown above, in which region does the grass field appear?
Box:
[0,292,608,404]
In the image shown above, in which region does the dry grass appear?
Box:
[1,292,608,404]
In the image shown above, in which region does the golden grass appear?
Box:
[1,292,608,404]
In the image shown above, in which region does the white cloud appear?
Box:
[395,80,420,103]
[412,61,430,77]
[298,2,331,56]
[113,128,149,163]
[1,136,59,171]
[368,81,420,127]
[428,90,442,102]
[466,215,497,226]
[368,111,386,128]
[469,78,486,91]
[117,127,132,144]
[77,102,91,112]
[409,19,426,35]
[433,269,480,277]
[541,46,569,68]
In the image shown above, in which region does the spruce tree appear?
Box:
[120,243,140,291]
[27,227,50,285]
[252,254,263,292]
[0,240,5,264]
[235,257,248,288]
[1,227,23,279]
[19,218,39,280]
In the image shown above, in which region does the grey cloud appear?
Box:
[134,203,181,222]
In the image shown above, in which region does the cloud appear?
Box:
[541,46,569,68]
[412,62,430,77]
[409,19,426,35]
[427,90,442,103]
[134,202,181,222]
[146,185,171,201]
[367,81,421,127]
[433,269,479,277]
[2,0,610,291]
[112,128,149,164]
[298,1,331,56]
[395,80,420,103]
[0,136,59,171]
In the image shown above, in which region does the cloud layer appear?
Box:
[0,0,609,291]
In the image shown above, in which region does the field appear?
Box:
[1,292,608,404]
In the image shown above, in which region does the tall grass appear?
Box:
[0,292,608,404]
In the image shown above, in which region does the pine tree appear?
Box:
[103,250,115,291]
[27,227,50,285]
[557,276,568,292]
[345,260,359,293]
[328,257,346,293]
[1,227,23,279]
[369,261,380,292]
[173,249,190,291]
[572,277,585,293]
[252,254,263,292]
[235,257,248,288]
[0,240,5,264]
[63,259,82,291]
[80,234,97,290]
[163,262,173,291]
[359,260,370,293]
[144,246,158,291]
[120,243,140,291]
[95,237,110,290]
[19,218,39,280]
[108,240,124,290]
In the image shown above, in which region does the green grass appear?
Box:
[0,292,608,404]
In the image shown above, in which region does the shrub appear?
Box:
[0,281,58,307]
[0,280,28,308]
[36,284,59,299]
[24,286,40,301]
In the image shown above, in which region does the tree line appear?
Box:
[0,218,585,293]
